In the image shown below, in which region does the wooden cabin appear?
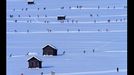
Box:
[57,15,66,20]
[27,56,42,68]
[42,44,57,56]
[27,0,34,4]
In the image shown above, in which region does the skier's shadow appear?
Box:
[42,66,54,68]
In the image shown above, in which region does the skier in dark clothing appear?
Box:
[21,73,23,75]
[41,72,43,75]
[78,29,80,32]
[9,54,12,57]
[117,67,119,72]
[10,15,13,18]
[93,49,95,53]
[14,30,17,32]
[83,50,86,54]
[15,20,17,23]
[25,8,28,11]
[63,51,65,55]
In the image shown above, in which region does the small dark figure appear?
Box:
[44,7,46,10]
[61,7,64,9]
[113,6,115,9]
[94,20,96,23]
[45,15,47,17]
[98,6,100,9]
[18,15,20,17]
[75,20,78,23]
[67,20,69,22]
[13,8,15,11]
[26,52,29,55]
[27,30,29,32]
[93,49,95,53]
[83,50,86,54]
[21,8,24,11]
[25,8,28,11]
[67,29,69,32]
[69,6,71,9]
[120,19,122,22]
[78,29,80,32]
[21,73,23,75]
[124,6,127,8]
[41,72,43,75]
[29,15,31,17]
[15,20,17,23]
[47,29,51,32]
[27,20,29,23]
[76,5,79,8]
[63,51,65,54]
[106,29,108,32]
[107,6,110,8]
[46,21,49,23]
[117,67,119,72]
[10,15,13,18]
[116,19,118,22]
[44,21,46,23]
[79,6,82,9]
[97,29,100,31]
[51,71,55,75]
[38,8,40,10]
[37,15,39,18]
[96,14,99,17]
[107,19,110,23]
[90,14,93,17]
[9,54,12,57]
[72,20,74,23]
[14,30,17,32]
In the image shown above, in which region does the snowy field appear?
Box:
[6,0,127,75]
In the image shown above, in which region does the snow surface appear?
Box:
[6,0,127,75]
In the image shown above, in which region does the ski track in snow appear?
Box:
[10,50,127,58]
[44,69,127,75]
[6,14,127,19]
[7,7,126,12]
[6,30,127,34]
[11,55,25,57]
[7,20,127,24]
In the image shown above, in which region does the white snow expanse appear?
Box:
[7,0,127,75]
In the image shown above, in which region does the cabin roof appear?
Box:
[57,15,66,17]
[43,44,57,50]
[27,0,34,2]
[27,56,42,61]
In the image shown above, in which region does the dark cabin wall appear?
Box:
[28,57,42,68]
[43,46,54,55]
[43,45,57,55]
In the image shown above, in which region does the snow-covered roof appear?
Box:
[57,15,66,17]
[43,44,57,50]
[27,52,38,56]
[27,56,42,61]
[27,0,34,2]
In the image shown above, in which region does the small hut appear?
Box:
[57,15,66,20]
[27,0,34,4]
[42,44,57,56]
[27,56,42,68]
